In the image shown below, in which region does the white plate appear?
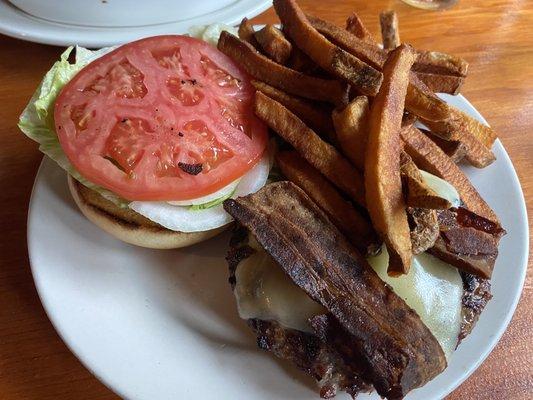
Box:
[27,94,528,400]
[0,0,271,47]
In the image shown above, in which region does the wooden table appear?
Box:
[0,0,531,399]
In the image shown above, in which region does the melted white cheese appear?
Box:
[234,239,326,333]
[367,246,462,358]
[420,170,461,208]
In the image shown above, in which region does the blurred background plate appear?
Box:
[0,0,271,47]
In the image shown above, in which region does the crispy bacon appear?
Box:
[224,182,446,399]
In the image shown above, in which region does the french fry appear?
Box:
[285,46,319,73]
[415,71,465,95]
[238,17,260,48]
[346,12,375,42]
[460,137,496,168]
[330,102,470,172]
[308,15,451,122]
[254,91,366,207]
[400,151,452,209]
[420,107,496,168]
[331,100,466,173]
[345,13,468,80]
[424,130,467,162]
[309,15,386,69]
[278,25,320,73]
[273,0,383,96]
[380,10,400,50]
[254,25,292,64]
[405,73,451,122]
[218,32,349,106]
[414,50,469,77]
[401,125,499,223]
[277,151,378,253]
[332,96,369,171]
[402,112,418,127]
[365,44,416,276]
[252,80,335,141]
[422,106,497,147]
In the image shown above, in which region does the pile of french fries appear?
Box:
[218,0,500,275]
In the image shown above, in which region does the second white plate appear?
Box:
[0,0,271,47]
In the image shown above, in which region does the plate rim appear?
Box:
[26,93,529,400]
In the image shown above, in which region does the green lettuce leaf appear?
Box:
[18,46,129,208]
[189,188,236,211]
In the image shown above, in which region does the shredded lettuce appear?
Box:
[18,46,129,207]
[188,23,238,47]
[189,188,236,211]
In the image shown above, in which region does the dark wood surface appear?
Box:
[0,0,531,398]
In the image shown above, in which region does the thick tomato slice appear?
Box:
[54,35,268,201]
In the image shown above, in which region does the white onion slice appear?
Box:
[129,152,270,233]
[167,178,241,206]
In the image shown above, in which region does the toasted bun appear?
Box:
[68,175,227,249]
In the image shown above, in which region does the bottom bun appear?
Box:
[68,175,227,249]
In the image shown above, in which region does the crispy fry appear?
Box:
[330,99,466,173]
[255,91,366,207]
[254,24,292,64]
[365,44,416,276]
[416,71,464,95]
[380,10,400,50]
[218,32,349,106]
[332,96,369,171]
[277,151,378,253]
[405,73,451,122]
[339,15,467,85]
[252,80,335,140]
[401,125,499,223]
[420,107,496,168]
[402,112,418,127]
[285,46,319,73]
[346,12,375,42]
[400,151,452,209]
[273,0,383,96]
[424,130,467,162]
[414,50,469,77]
[308,15,450,122]
[278,25,319,73]
[308,15,385,69]
[238,17,260,48]
[460,137,496,168]
[422,106,497,147]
